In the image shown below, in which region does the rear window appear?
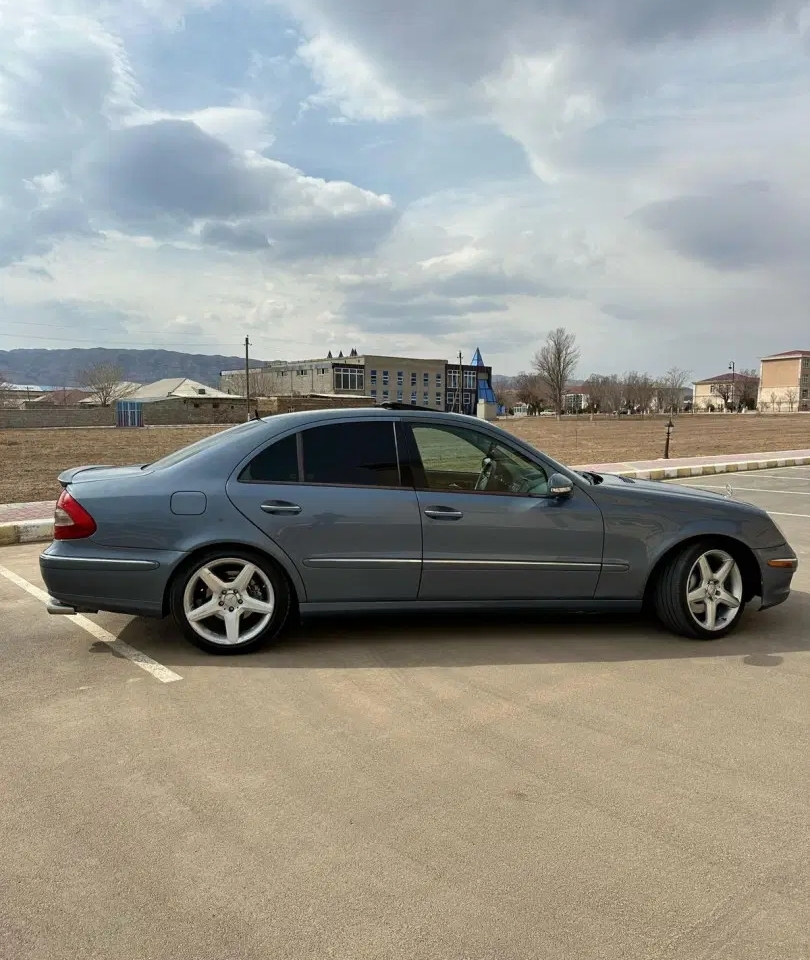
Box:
[149,420,262,470]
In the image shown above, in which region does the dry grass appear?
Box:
[0,414,808,505]
[503,413,810,466]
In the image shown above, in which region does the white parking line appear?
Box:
[0,565,182,684]
[769,512,810,520]
[674,482,810,496]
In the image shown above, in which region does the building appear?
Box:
[758,350,810,411]
[693,372,759,411]
[127,378,235,402]
[0,384,51,408]
[563,386,590,413]
[444,349,497,419]
[221,349,496,416]
[24,388,93,407]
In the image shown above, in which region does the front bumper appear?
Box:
[756,543,799,610]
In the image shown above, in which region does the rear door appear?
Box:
[226,417,422,602]
[402,420,604,601]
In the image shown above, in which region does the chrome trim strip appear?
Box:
[303,558,421,567]
[39,556,159,571]
[304,558,606,570]
[423,559,601,570]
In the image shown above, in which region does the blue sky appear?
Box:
[1,0,809,377]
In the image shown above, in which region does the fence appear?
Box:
[0,393,376,429]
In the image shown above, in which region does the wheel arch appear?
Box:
[643,534,762,608]
[162,541,303,617]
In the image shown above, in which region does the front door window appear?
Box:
[409,424,549,497]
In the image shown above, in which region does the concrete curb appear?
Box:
[601,454,810,482]
[2,454,809,548]
[0,519,54,547]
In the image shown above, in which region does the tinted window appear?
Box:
[240,435,299,483]
[302,422,399,487]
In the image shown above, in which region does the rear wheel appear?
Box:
[170,549,291,654]
[654,541,746,639]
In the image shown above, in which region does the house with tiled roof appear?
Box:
[693,371,759,411]
[758,350,810,411]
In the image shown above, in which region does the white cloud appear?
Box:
[297,32,425,120]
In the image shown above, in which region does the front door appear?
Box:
[226,419,422,603]
[403,421,604,601]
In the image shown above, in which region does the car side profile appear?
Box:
[40,406,798,654]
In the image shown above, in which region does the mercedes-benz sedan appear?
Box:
[40,406,798,654]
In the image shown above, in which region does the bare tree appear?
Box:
[603,374,625,414]
[0,371,13,408]
[769,391,777,411]
[515,372,544,414]
[582,374,610,413]
[736,369,759,410]
[660,367,691,413]
[78,363,134,407]
[785,387,798,412]
[532,327,580,418]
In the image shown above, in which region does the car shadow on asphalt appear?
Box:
[110,589,810,671]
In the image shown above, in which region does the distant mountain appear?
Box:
[0,348,268,389]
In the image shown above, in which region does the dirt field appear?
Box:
[1,414,808,505]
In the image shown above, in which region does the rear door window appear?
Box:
[301,421,400,487]
[239,434,299,483]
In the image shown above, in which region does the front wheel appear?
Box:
[170,549,291,654]
[654,542,746,639]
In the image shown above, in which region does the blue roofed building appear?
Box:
[445,348,498,420]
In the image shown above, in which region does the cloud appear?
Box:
[201,222,271,250]
[633,181,810,271]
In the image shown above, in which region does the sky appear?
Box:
[1,0,809,379]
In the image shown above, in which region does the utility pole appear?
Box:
[728,360,735,412]
[244,336,251,421]
[457,351,463,413]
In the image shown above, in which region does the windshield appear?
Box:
[147,420,263,470]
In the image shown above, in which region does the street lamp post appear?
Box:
[728,360,735,412]
[664,418,675,459]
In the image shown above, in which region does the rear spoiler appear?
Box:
[57,465,114,487]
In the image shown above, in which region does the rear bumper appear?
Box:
[756,544,799,611]
[39,542,182,618]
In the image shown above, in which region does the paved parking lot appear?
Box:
[1,466,809,960]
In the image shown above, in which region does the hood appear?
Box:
[592,471,753,507]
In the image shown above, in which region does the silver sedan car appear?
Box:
[41,406,798,654]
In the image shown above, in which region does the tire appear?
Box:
[653,540,747,640]
[170,548,292,655]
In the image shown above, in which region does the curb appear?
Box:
[2,454,809,548]
[0,519,54,547]
[603,454,810,482]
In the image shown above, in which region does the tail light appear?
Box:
[54,490,97,540]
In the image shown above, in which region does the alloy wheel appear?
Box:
[685,548,743,633]
[182,558,276,646]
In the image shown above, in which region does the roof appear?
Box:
[761,350,810,360]
[29,389,93,405]
[129,378,234,400]
[78,381,142,403]
[693,372,759,385]
[4,383,53,392]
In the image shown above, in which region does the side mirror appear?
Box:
[548,473,574,498]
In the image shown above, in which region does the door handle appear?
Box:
[261,500,302,515]
[424,507,464,521]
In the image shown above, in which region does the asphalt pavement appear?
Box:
[1,466,809,960]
